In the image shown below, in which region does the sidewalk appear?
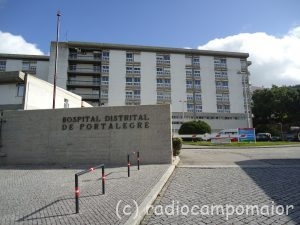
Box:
[0,163,177,225]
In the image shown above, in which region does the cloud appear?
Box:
[198,27,300,87]
[0,31,44,55]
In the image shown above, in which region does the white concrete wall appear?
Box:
[0,84,23,105]
[108,50,126,106]
[24,75,83,110]
[140,52,156,105]
[170,54,186,112]
[5,59,22,71]
[228,58,244,113]
[201,56,217,112]
[48,42,68,89]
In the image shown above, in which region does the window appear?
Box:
[157,78,164,87]
[187,104,194,112]
[157,67,163,75]
[195,104,202,112]
[216,81,229,89]
[93,52,101,59]
[101,90,108,98]
[214,58,227,69]
[102,51,110,60]
[16,84,24,97]
[187,93,193,101]
[193,57,200,65]
[156,54,170,64]
[101,76,109,85]
[126,77,133,85]
[126,66,133,74]
[216,93,229,102]
[194,70,200,77]
[126,53,134,62]
[64,99,69,108]
[186,80,192,89]
[102,65,109,73]
[164,79,171,87]
[69,64,76,71]
[93,65,101,72]
[186,69,192,76]
[195,93,202,101]
[133,67,140,74]
[134,77,140,86]
[126,91,133,99]
[215,71,227,79]
[22,60,37,73]
[194,80,201,89]
[133,90,140,99]
[0,60,6,71]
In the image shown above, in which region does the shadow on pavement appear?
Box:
[236,159,300,224]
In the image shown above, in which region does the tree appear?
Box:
[178,120,211,134]
[252,85,300,133]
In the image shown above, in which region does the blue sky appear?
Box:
[0,0,300,86]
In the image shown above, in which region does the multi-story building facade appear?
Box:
[0,53,49,81]
[48,41,252,132]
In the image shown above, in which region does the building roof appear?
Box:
[0,53,49,61]
[55,41,249,58]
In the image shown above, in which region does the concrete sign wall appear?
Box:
[0,104,172,166]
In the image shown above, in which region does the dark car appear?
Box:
[256,133,272,141]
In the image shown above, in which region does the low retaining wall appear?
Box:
[0,104,172,166]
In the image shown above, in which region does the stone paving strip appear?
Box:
[0,164,171,225]
[142,167,300,225]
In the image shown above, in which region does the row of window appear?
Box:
[0,60,37,73]
[69,50,109,61]
[172,115,246,120]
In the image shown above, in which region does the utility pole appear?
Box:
[52,11,61,109]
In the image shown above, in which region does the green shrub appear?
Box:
[172,137,182,156]
[178,120,211,135]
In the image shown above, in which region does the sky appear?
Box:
[0,0,300,87]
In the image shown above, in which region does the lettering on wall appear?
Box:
[62,114,150,131]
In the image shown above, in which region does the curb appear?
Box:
[124,157,180,225]
[182,144,300,149]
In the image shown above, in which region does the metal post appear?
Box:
[75,174,79,213]
[102,166,105,194]
[137,151,140,170]
[0,112,6,148]
[52,11,61,109]
[127,154,130,177]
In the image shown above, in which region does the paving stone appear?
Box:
[142,167,300,225]
[0,164,169,225]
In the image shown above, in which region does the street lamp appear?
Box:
[179,100,187,123]
[239,71,251,128]
[52,11,61,109]
[277,122,284,140]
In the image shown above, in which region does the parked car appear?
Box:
[256,133,272,141]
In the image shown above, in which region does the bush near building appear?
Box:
[172,137,182,156]
[178,120,211,135]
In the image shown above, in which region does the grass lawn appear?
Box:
[183,141,300,147]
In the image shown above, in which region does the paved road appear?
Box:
[142,147,300,225]
[179,146,300,167]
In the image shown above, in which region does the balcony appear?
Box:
[215,75,228,81]
[67,80,101,87]
[214,63,227,71]
[68,54,109,63]
[156,71,171,78]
